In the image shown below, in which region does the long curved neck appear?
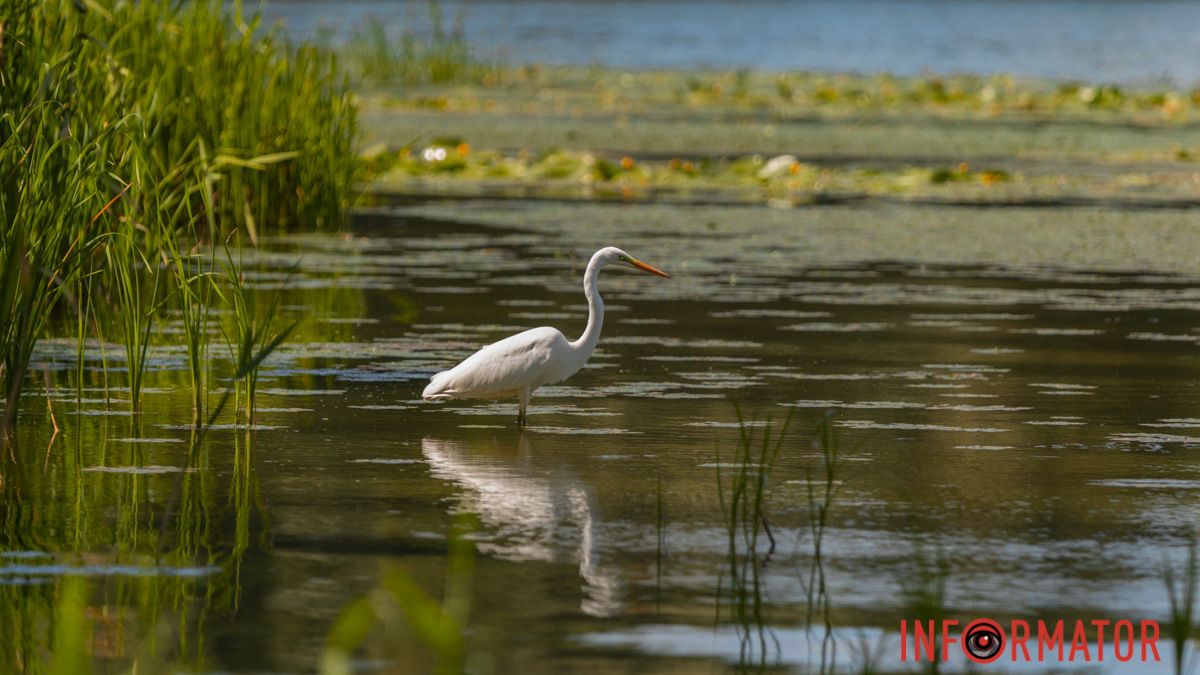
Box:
[570,254,605,356]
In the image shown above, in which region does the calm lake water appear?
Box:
[264,0,1200,84]
[3,197,1200,672]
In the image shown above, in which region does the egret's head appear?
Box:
[601,246,671,278]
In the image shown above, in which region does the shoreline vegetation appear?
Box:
[358,63,1200,206]
[2,3,1200,673]
[5,0,1200,434]
[340,19,1200,207]
[0,0,356,435]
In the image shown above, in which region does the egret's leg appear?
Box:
[518,388,531,426]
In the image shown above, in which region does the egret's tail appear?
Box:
[422,371,454,401]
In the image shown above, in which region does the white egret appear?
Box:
[422,246,671,425]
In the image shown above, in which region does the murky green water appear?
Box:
[4,198,1200,673]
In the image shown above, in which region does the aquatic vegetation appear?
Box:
[801,413,841,673]
[360,56,1200,207]
[343,13,497,86]
[1164,538,1198,675]
[0,103,108,433]
[162,208,217,426]
[898,547,952,675]
[218,243,298,423]
[373,64,1200,122]
[0,408,264,672]
[711,410,842,671]
[322,516,476,675]
[9,0,357,231]
[105,224,162,413]
[846,630,888,675]
[0,0,358,433]
[51,577,91,675]
[363,137,1200,208]
[715,407,791,670]
[365,143,1029,204]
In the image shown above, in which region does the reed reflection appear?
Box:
[0,413,269,671]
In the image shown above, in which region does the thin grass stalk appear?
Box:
[716,405,789,671]
[0,106,107,436]
[3,0,356,434]
[215,237,294,424]
[162,212,213,426]
[105,229,160,412]
[1165,538,1199,675]
[73,272,95,409]
[899,546,951,675]
[802,412,840,673]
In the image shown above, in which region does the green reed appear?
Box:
[1164,538,1198,675]
[6,0,357,231]
[50,577,91,675]
[0,105,107,434]
[0,0,358,435]
[0,417,256,673]
[0,275,287,671]
[322,515,477,675]
[898,546,952,675]
[343,10,497,86]
[715,407,791,671]
[846,630,887,675]
[218,240,297,423]
[229,427,265,607]
[104,227,161,413]
[801,413,841,674]
[162,209,216,426]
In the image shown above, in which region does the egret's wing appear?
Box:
[423,327,564,399]
[422,369,457,399]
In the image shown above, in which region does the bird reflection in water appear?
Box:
[421,435,620,617]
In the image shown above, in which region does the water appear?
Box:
[264,0,1200,85]
[4,199,1200,672]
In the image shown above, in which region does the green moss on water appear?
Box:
[357,63,1200,206]
[364,141,1197,208]
[358,62,1200,206]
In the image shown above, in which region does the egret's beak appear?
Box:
[629,257,671,278]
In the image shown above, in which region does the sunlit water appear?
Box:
[265,0,1200,84]
[4,199,1200,673]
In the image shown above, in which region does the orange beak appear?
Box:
[629,257,671,278]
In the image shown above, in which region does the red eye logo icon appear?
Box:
[963,619,1005,663]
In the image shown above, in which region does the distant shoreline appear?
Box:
[266,0,1200,86]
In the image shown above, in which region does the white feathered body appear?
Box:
[421,246,668,422]
[422,327,585,400]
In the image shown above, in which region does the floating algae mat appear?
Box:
[5,195,1200,672]
[360,67,1200,211]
